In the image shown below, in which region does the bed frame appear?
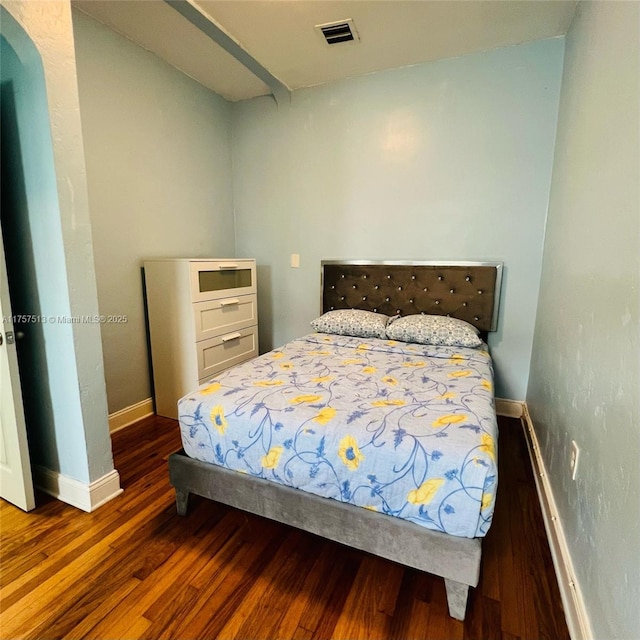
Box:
[169,260,503,621]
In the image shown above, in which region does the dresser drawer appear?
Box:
[190,260,256,303]
[193,294,257,342]
[196,326,258,380]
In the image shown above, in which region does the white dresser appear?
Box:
[143,258,258,419]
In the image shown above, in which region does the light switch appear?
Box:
[291,253,300,268]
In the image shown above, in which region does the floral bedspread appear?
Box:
[178,333,498,538]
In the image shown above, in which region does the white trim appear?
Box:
[108,398,154,433]
[34,466,123,513]
[495,398,524,418]
[521,404,593,640]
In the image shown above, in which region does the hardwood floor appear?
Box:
[0,415,570,640]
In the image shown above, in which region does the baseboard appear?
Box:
[108,398,154,433]
[495,398,524,418]
[34,466,123,513]
[521,404,593,640]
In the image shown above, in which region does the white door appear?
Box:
[0,227,35,511]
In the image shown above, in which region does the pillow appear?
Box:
[385,314,482,348]
[311,309,389,339]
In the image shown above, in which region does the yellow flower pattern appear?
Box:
[448,370,472,378]
[180,332,498,538]
[338,435,364,471]
[479,434,496,461]
[432,414,468,428]
[408,478,444,505]
[209,405,227,435]
[254,380,284,387]
[291,394,322,404]
[313,407,336,424]
[262,446,283,469]
[372,399,406,407]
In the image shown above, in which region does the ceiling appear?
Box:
[73,0,578,102]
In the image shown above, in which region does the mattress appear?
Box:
[178,333,498,538]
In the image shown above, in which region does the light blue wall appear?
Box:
[232,38,565,400]
[72,9,236,414]
[0,2,112,484]
[0,28,90,480]
[527,2,639,638]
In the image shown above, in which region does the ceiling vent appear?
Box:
[316,19,360,46]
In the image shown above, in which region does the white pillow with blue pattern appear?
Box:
[311,309,389,339]
[386,314,482,348]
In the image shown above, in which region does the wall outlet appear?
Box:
[570,440,580,480]
[290,253,300,268]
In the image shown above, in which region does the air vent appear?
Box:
[316,19,360,46]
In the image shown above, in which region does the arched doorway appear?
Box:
[0,3,119,511]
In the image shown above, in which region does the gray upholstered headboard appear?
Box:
[321,261,503,333]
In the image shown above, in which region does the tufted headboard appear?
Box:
[321,261,503,333]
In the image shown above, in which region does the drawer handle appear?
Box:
[218,263,238,270]
[221,332,242,343]
[220,298,240,307]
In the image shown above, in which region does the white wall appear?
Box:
[527,2,639,638]
[232,38,565,400]
[0,0,113,485]
[72,9,236,414]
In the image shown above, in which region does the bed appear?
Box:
[169,260,503,621]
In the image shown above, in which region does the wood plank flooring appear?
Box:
[0,415,570,640]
